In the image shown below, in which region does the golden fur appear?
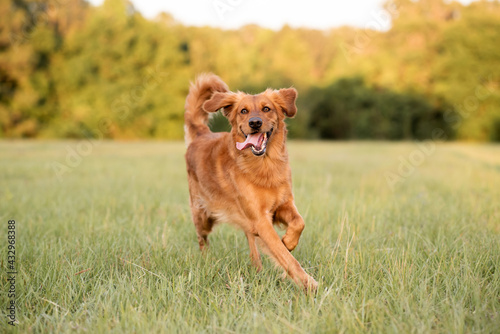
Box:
[184,73,317,290]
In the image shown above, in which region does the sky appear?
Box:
[87,0,475,31]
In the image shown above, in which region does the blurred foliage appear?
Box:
[307,77,454,140]
[0,0,499,140]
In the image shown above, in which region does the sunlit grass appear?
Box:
[0,140,499,333]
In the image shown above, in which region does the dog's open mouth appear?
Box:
[236,129,273,156]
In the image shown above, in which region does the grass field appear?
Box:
[1,140,499,333]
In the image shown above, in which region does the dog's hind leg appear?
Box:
[245,232,262,272]
[187,175,215,251]
[274,201,305,252]
[189,202,214,251]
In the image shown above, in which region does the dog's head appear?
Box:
[203,88,297,157]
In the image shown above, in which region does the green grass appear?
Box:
[1,140,499,333]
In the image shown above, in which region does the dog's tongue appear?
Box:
[236,133,264,151]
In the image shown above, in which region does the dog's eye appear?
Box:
[263,106,270,112]
[241,108,248,114]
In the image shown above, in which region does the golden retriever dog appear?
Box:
[184,73,317,290]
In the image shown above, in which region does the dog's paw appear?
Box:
[282,235,298,252]
[305,276,318,292]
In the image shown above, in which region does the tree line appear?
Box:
[1,0,499,140]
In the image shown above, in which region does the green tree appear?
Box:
[0,0,62,137]
[308,77,454,140]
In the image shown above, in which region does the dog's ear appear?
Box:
[203,92,238,117]
[273,88,298,118]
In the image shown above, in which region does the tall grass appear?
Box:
[1,141,499,333]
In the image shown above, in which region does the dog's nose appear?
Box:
[248,117,262,129]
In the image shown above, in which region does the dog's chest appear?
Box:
[241,180,290,213]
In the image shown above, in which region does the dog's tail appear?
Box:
[184,73,229,146]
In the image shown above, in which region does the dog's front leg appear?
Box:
[274,201,305,252]
[256,217,317,290]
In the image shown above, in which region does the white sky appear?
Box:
[87,0,475,31]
